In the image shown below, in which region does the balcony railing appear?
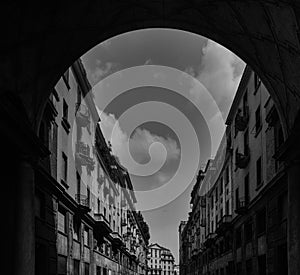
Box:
[94,213,112,235]
[75,103,90,127]
[216,215,232,235]
[75,142,95,170]
[235,107,249,132]
[235,197,248,215]
[235,149,250,169]
[75,194,90,212]
[110,232,123,247]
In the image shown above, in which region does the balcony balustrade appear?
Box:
[235,107,249,131]
[75,194,91,213]
[216,215,232,235]
[110,232,123,247]
[94,213,112,236]
[204,233,217,248]
[75,103,90,127]
[235,197,248,215]
[75,142,95,170]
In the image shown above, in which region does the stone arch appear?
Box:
[2,1,300,140]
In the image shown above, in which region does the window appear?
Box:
[61,152,68,184]
[84,226,89,246]
[97,198,100,214]
[235,227,242,248]
[73,218,80,241]
[244,220,253,243]
[254,73,261,90]
[244,173,250,204]
[225,200,229,215]
[246,259,253,275]
[63,69,70,90]
[57,208,66,233]
[278,192,288,222]
[58,255,67,275]
[235,188,239,210]
[255,105,262,135]
[76,172,81,195]
[63,99,68,121]
[256,207,266,235]
[244,129,249,155]
[258,254,266,275]
[35,191,45,219]
[215,187,218,202]
[84,263,89,275]
[74,260,80,275]
[243,90,248,115]
[219,178,223,195]
[256,156,262,187]
[225,166,229,186]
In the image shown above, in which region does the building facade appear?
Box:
[179,66,287,275]
[147,243,175,275]
[35,59,150,275]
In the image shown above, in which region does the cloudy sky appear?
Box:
[81,28,245,263]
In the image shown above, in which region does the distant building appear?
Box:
[147,243,175,275]
[179,66,287,275]
[174,264,180,275]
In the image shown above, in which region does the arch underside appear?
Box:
[1,0,300,136]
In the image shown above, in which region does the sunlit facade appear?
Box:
[35,59,150,275]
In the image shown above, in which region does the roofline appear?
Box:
[225,65,252,125]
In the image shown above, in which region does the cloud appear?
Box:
[98,111,180,171]
[186,40,246,118]
[144,58,153,65]
[89,59,120,85]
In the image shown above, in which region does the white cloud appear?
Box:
[89,59,120,85]
[186,40,245,118]
[98,111,180,171]
[144,58,153,65]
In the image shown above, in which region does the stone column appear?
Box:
[275,120,300,275]
[14,158,36,275]
[287,158,300,275]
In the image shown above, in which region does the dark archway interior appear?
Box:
[1,1,300,137]
[1,1,300,275]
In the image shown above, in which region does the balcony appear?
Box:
[75,103,90,127]
[235,149,250,169]
[110,232,123,247]
[75,194,91,213]
[75,142,95,171]
[235,197,248,215]
[216,215,232,235]
[94,213,112,236]
[204,233,217,248]
[235,107,249,132]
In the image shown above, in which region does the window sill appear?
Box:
[255,182,264,191]
[61,118,71,134]
[60,179,69,189]
[253,82,261,95]
[254,125,262,138]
